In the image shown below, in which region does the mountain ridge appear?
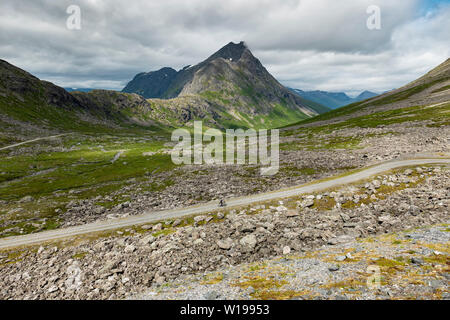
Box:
[0,59,163,134]
[0,42,330,134]
[290,88,378,109]
[121,41,329,128]
[284,57,450,129]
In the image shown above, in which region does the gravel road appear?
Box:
[0,156,448,249]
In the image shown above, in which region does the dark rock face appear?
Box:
[122,67,178,98]
[0,59,40,93]
[205,41,247,63]
[0,59,84,110]
[41,81,86,110]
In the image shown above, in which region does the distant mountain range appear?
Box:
[64,88,96,93]
[285,58,450,128]
[66,86,377,111]
[289,88,378,109]
[4,41,445,137]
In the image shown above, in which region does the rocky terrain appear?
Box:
[137,223,449,300]
[0,102,447,242]
[0,44,448,300]
[0,165,448,299]
[1,118,446,233]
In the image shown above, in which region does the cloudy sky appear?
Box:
[1,0,449,96]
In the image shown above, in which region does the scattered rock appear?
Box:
[173,219,182,227]
[217,238,233,250]
[239,234,257,249]
[19,196,34,203]
[152,223,162,231]
[204,291,221,300]
[286,210,299,217]
[139,235,155,246]
[194,215,206,223]
[282,246,291,255]
[328,265,340,272]
[193,239,204,245]
[217,212,225,219]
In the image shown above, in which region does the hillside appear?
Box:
[122,41,330,128]
[285,58,450,129]
[0,42,331,140]
[290,88,378,109]
[0,59,154,128]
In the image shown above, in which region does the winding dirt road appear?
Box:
[0,156,448,249]
[0,134,69,151]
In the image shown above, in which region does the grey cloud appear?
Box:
[0,0,448,93]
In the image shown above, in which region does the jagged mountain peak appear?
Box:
[122,41,261,99]
[121,41,330,127]
[205,41,248,63]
